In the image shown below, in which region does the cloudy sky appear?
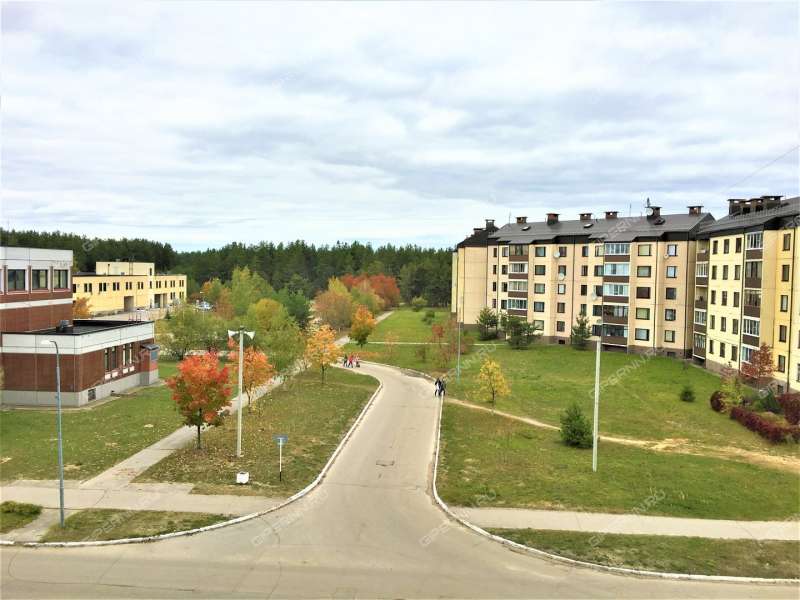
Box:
[2,1,798,251]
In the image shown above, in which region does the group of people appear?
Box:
[342,353,360,368]
[434,377,447,397]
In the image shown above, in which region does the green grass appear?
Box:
[369,307,450,342]
[356,342,799,456]
[439,403,800,520]
[0,361,181,481]
[0,501,42,534]
[489,529,799,579]
[137,368,379,496]
[40,509,226,542]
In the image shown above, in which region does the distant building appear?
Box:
[72,260,187,316]
[1,247,159,407]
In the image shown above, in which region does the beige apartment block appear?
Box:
[73,260,187,316]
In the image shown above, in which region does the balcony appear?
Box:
[693,345,706,358]
[508,272,528,280]
[744,277,761,289]
[742,334,759,347]
[603,275,630,283]
[743,304,760,318]
[604,295,629,304]
[694,323,706,334]
[508,254,529,262]
[602,335,628,347]
[508,291,527,299]
[696,250,709,262]
[602,314,628,325]
[507,308,527,317]
[695,276,708,287]
[695,298,707,310]
[745,249,763,260]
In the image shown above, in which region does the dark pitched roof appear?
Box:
[698,197,800,237]
[456,223,500,248]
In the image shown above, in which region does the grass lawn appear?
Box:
[356,342,799,457]
[0,360,181,481]
[40,509,226,542]
[137,367,379,496]
[369,307,450,342]
[489,529,800,579]
[0,501,42,534]
[439,403,800,520]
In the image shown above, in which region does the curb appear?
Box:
[1,377,384,548]
[397,362,799,586]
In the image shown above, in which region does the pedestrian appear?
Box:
[348,354,354,368]
[434,378,441,397]
[355,355,361,368]
[343,355,348,368]
[440,378,447,398]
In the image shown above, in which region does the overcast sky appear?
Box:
[2,1,798,251]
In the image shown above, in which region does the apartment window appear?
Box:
[492,299,497,308]
[581,265,589,276]
[666,244,678,256]
[741,346,755,363]
[636,308,650,320]
[594,285,603,298]
[635,328,650,341]
[778,355,786,373]
[533,320,545,330]
[722,265,728,280]
[84,282,92,293]
[492,265,497,275]
[509,280,528,292]
[733,319,739,334]
[508,298,528,310]
[638,244,652,257]
[581,246,589,257]
[731,346,738,362]
[781,295,789,312]
[721,291,727,306]
[594,245,604,257]
[783,233,792,251]
[534,283,545,294]
[746,232,763,250]
[603,263,630,276]
[592,305,603,317]
[493,248,498,258]
[666,266,677,278]
[604,243,630,255]
[7,269,26,291]
[780,325,788,343]
[732,291,739,308]
[579,284,587,296]
[723,239,730,253]
[693,333,705,350]
[735,237,742,252]
[533,301,545,312]
[492,282,497,292]
[556,320,565,332]
[744,289,761,307]
[665,287,677,300]
[637,265,651,277]
[603,305,629,318]
[533,265,545,276]
[712,240,718,254]
[709,340,715,354]
[695,263,707,277]
[557,283,566,295]
[31,269,48,290]
[603,324,628,338]
[720,317,727,332]
[558,246,567,258]
[710,290,716,304]
[636,286,651,299]
[558,265,567,277]
[744,261,762,279]
[711,265,717,280]
[743,318,760,336]
[694,310,707,325]
[534,246,546,257]
[719,343,726,359]
[501,265,508,275]
[665,309,676,321]
[580,303,587,315]
[72,284,77,293]
[593,265,603,277]
[557,302,566,314]
[664,330,675,343]
[603,283,629,297]
[500,299,507,310]
[782,264,790,282]
[501,283,507,292]
[511,244,527,256]
[710,315,715,329]
[112,282,120,291]
[53,270,68,289]
[125,281,132,290]
[502,246,509,257]
[99,282,108,293]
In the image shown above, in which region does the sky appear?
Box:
[1,1,798,251]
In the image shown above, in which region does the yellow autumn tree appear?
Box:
[72,297,92,319]
[304,324,341,383]
[350,305,376,347]
[478,358,510,413]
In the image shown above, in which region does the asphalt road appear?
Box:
[1,363,796,599]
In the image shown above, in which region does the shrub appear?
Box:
[422,309,436,324]
[778,393,800,425]
[1,501,41,518]
[755,388,782,414]
[560,403,593,448]
[410,296,426,312]
[729,406,796,444]
[414,345,428,364]
[709,390,726,413]
[679,385,695,403]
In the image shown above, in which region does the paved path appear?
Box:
[2,363,797,598]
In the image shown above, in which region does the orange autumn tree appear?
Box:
[304,324,341,383]
[72,297,92,319]
[350,305,377,347]
[226,339,275,412]
[741,343,774,391]
[168,352,233,449]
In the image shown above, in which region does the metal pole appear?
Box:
[456,320,462,380]
[592,331,601,473]
[54,342,65,527]
[236,327,244,458]
[279,442,283,482]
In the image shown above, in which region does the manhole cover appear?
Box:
[375,459,395,467]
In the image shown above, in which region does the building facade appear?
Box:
[1,248,159,407]
[72,261,187,315]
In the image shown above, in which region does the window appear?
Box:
[744,289,761,307]
[694,310,706,325]
[72,284,77,293]
[781,295,789,312]
[533,320,545,330]
[7,269,26,291]
[666,266,677,278]
[734,264,741,280]
[580,284,587,296]
[695,263,708,277]
[500,299,507,310]
[533,283,545,294]
[31,269,48,290]
[733,319,739,334]
[720,317,727,332]
[712,240,718,254]
[501,283,507,292]
[731,346,737,362]
[693,333,705,349]
[741,345,755,363]
[665,309,676,321]
[635,328,650,341]
[557,302,566,314]
[603,305,628,318]
[492,299,497,308]
[533,301,545,312]
[603,283,629,297]
[603,324,628,338]
[735,237,742,252]
[508,298,527,310]
[592,305,603,317]
[746,232,763,250]
[722,265,728,280]
[603,263,630,276]
[710,315,715,329]
[745,261,762,279]
[666,244,678,256]
[709,340,715,354]
[558,265,567,277]
[580,303,587,315]
[733,291,740,307]
[593,265,603,277]
[637,265,651,277]
[493,248,498,258]
[710,290,716,304]
[665,287,677,300]
[719,343,726,358]
[492,265,497,275]
[581,246,589,257]
[557,283,566,294]
[604,243,630,255]
[511,244,527,256]
[783,233,792,251]
[502,246,509,257]
[112,282,120,291]
[782,264,790,282]
[533,265,545,276]
[581,265,588,276]
[501,265,508,275]
[723,239,730,254]
[721,291,727,306]
[743,318,760,336]
[780,325,788,343]
[594,285,603,298]
[534,246,546,257]
[492,282,497,292]
[664,330,675,343]
[711,266,717,280]
[635,286,650,299]
[558,246,567,257]
[636,308,650,320]
[556,320,565,332]
[638,244,652,256]
[509,280,528,292]
[594,245,604,257]
[84,282,92,293]
[778,355,786,373]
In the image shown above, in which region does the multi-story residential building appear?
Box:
[1,247,159,407]
[453,206,712,356]
[72,260,187,315]
[692,196,800,393]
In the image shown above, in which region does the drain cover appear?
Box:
[375,459,395,467]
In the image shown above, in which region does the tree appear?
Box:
[501,314,541,349]
[275,287,312,329]
[230,266,273,316]
[315,278,354,330]
[350,305,377,347]
[679,385,695,402]
[167,353,232,449]
[477,307,499,340]
[158,305,202,359]
[740,343,774,391]
[304,325,341,383]
[410,296,426,311]
[560,403,592,448]
[350,279,384,315]
[478,358,510,413]
[570,311,591,350]
[72,297,92,319]
[385,332,399,359]
[720,363,744,406]
[226,342,275,412]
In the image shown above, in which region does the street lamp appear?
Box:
[592,319,602,473]
[227,327,255,457]
[41,339,65,527]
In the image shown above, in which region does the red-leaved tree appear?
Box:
[168,353,233,449]
[226,339,275,412]
[740,343,774,391]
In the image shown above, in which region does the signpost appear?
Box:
[274,434,288,481]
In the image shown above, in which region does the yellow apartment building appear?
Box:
[72,260,187,316]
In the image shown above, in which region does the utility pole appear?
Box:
[42,340,65,526]
[228,327,255,457]
[592,321,602,472]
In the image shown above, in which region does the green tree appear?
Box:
[410,296,426,311]
[157,305,202,359]
[230,266,273,316]
[560,403,592,448]
[570,311,592,350]
[477,307,499,340]
[275,287,312,328]
[501,314,541,349]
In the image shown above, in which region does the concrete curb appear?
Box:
[0,377,384,548]
[400,362,799,586]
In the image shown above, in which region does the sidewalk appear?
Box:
[453,506,800,541]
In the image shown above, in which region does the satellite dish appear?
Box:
[558,273,566,281]
[553,250,561,258]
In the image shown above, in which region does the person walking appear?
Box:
[440,378,447,398]
[434,378,442,397]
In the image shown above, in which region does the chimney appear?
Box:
[516,216,528,224]
[546,213,559,225]
[473,227,484,234]
[485,218,496,230]
[579,212,592,221]
[688,205,702,215]
[728,199,745,216]
[604,211,618,220]
[646,206,661,220]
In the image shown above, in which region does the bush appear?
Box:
[1,501,41,518]
[560,403,593,448]
[422,309,436,324]
[778,393,800,425]
[414,345,428,364]
[410,296,426,312]
[755,388,782,414]
[679,385,695,403]
[709,391,726,413]
[729,406,797,444]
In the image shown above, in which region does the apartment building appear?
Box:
[72,260,187,315]
[692,196,800,392]
[453,206,711,356]
[1,247,159,407]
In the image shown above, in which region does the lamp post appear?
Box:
[592,320,602,473]
[227,327,255,457]
[41,340,65,527]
